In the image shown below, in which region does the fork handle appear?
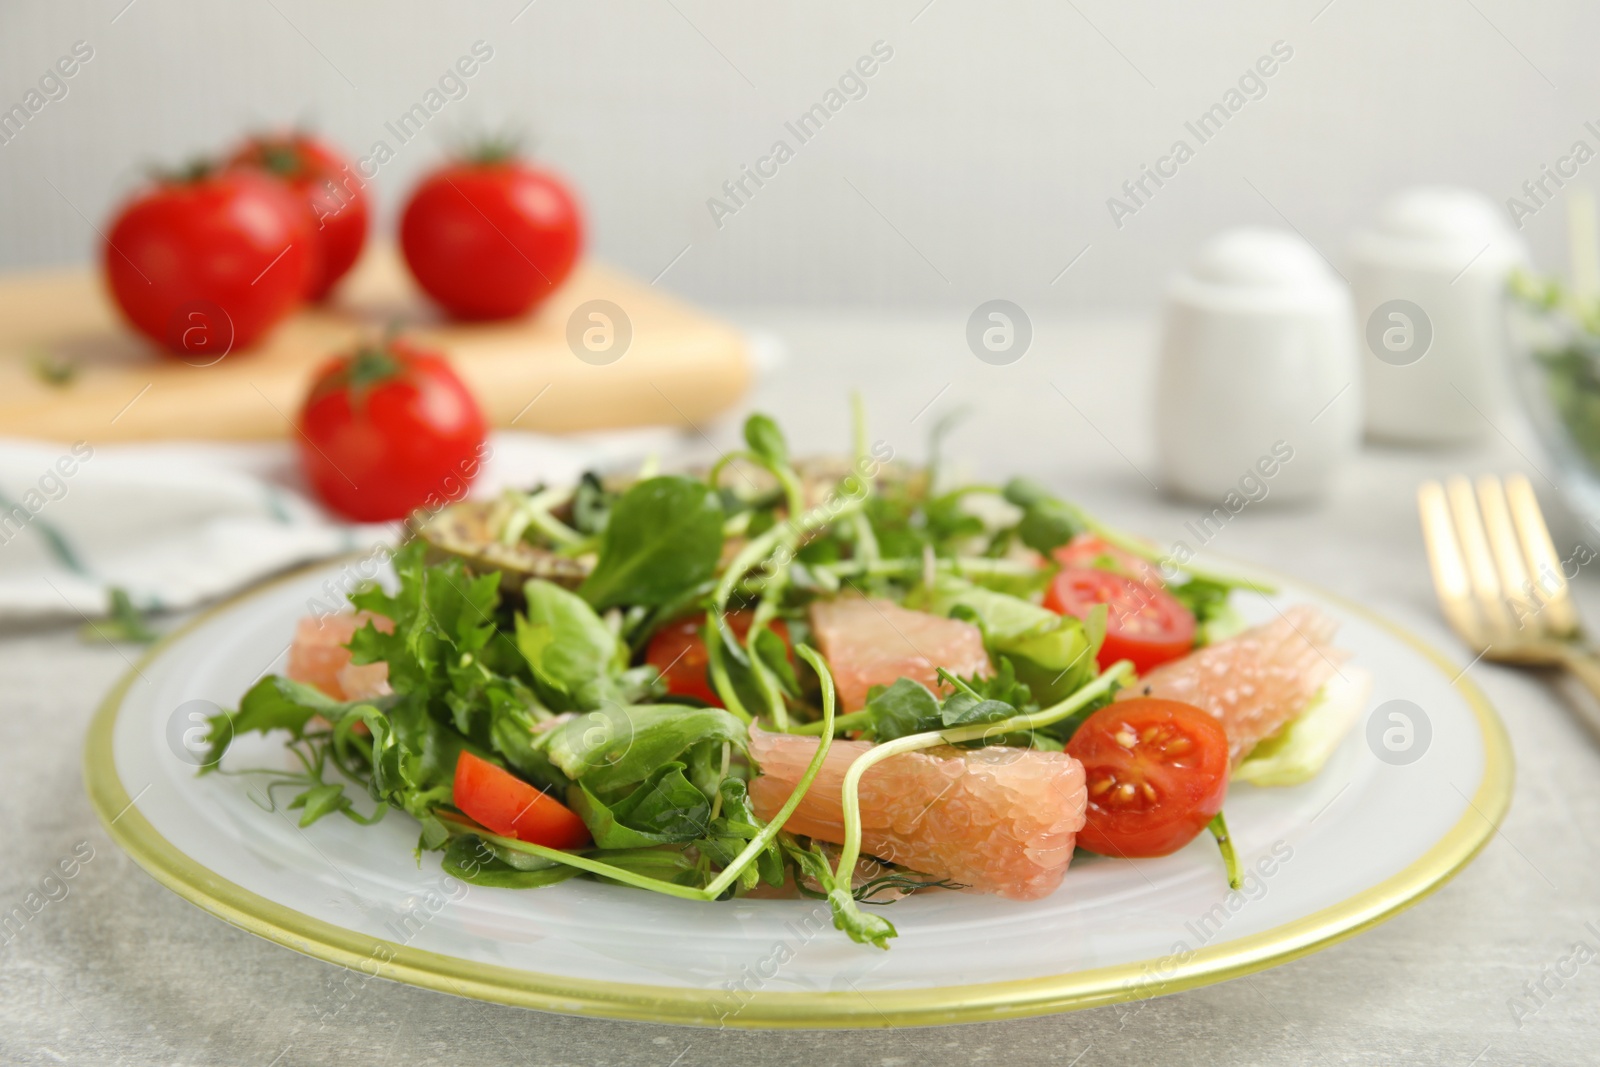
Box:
[1554,644,1600,705]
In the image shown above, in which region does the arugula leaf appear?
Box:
[694,778,784,891]
[579,476,725,609]
[288,782,353,827]
[542,704,747,792]
[364,700,477,848]
[1002,478,1086,554]
[201,675,382,770]
[347,541,519,742]
[571,762,712,848]
[515,579,627,710]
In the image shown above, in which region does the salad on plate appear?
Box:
[202,408,1369,949]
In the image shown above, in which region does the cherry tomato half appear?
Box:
[1045,566,1196,675]
[1052,534,1166,588]
[453,751,591,849]
[297,339,487,522]
[645,611,791,707]
[400,156,583,320]
[104,167,313,358]
[229,132,368,301]
[1065,698,1229,858]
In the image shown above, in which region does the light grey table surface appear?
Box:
[4,313,1599,1066]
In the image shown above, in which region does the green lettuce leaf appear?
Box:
[543,704,747,792]
[914,576,1102,705]
[1235,667,1372,787]
[570,762,712,848]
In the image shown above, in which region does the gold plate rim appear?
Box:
[83,560,1514,1029]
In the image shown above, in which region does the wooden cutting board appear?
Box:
[0,247,751,441]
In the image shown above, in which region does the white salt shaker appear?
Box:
[1350,187,1528,444]
[1155,227,1360,504]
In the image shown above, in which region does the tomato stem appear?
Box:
[1208,811,1243,890]
[257,141,305,178]
[460,134,524,165]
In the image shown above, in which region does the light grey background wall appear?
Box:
[1,0,1595,310]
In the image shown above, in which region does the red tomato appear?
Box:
[453,751,591,849]
[645,611,790,707]
[1066,698,1229,858]
[1052,534,1165,588]
[103,167,312,358]
[229,132,368,301]
[399,156,583,320]
[1045,567,1196,675]
[297,339,487,522]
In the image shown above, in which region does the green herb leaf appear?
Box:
[441,834,581,888]
[914,576,1101,705]
[753,626,800,696]
[83,587,158,644]
[515,578,627,710]
[543,704,747,792]
[937,692,1016,729]
[694,778,783,890]
[743,413,789,468]
[1002,477,1086,554]
[782,837,897,949]
[201,675,367,770]
[289,782,351,827]
[578,476,725,609]
[861,678,942,742]
[571,471,613,536]
[571,762,711,847]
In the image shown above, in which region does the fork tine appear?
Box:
[1476,475,1539,633]
[1505,474,1580,636]
[1445,475,1516,641]
[1418,480,1484,648]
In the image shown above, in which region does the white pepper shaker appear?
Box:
[1350,186,1528,445]
[1155,227,1360,504]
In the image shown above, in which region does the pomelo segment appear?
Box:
[809,596,991,712]
[287,611,393,701]
[1119,604,1345,765]
[748,727,1087,901]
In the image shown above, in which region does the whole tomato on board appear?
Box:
[399,148,583,320]
[103,166,313,359]
[228,132,368,301]
[297,338,488,522]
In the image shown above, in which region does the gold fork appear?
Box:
[1418,473,1600,700]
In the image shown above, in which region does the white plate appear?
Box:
[86,560,1511,1028]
